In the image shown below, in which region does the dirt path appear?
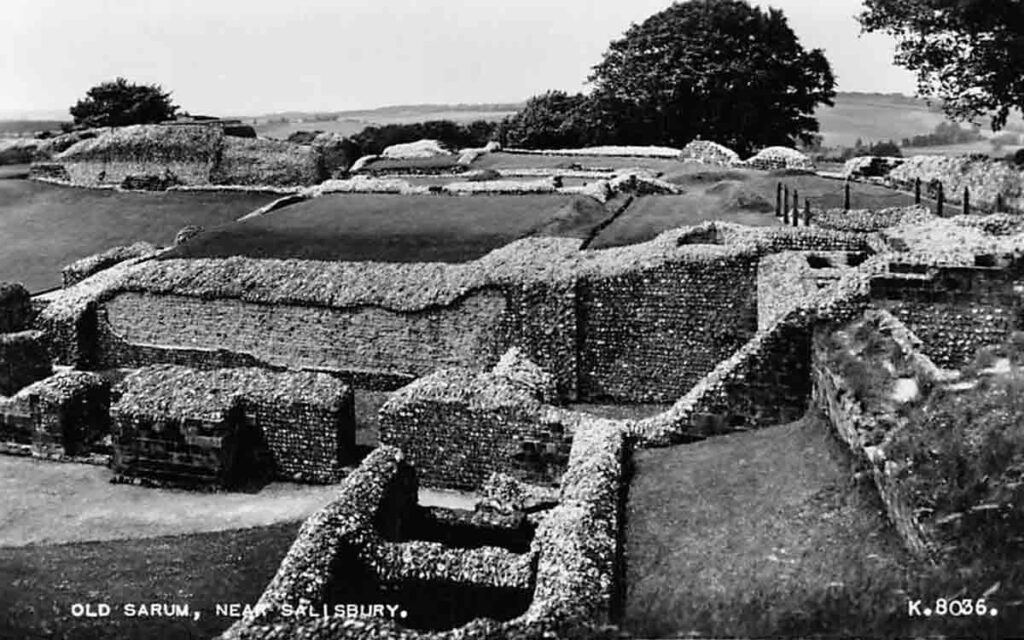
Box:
[0,456,476,547]
[622,415,918,638]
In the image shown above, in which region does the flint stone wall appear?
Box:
[0,283,32,333]
[0,331,52,396]
[578,254,759,403]
[112,365,354,486]
[810,319,938,560]
[380,366,571,490]
[0,371,111,458]
[869,262,1024,368]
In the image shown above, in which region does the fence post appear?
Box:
[783,185,790,224]
[997,193,1004,212]
[776,183,782,217]
[804,199,811,226]
[914,177,921,205]
[937,182,944,217]
[963,186,970,215]
[792,189,799,227]
[844,180,851,211]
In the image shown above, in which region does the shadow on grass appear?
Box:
[0,522,300,640]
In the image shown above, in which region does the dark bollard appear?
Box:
[914,177,921,204]
[776,183,783,217]
[792,189,799,227]
[937,182,944,217]
[804,199,811,226]
[844,181,851,210]
[997,193,1004,212]
[964,186,970,215]
[783,185,790,223]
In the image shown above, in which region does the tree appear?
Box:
[587,0,835,155]
[859,0,1024,131]
[497,91,595,149]
[70,78,179,128]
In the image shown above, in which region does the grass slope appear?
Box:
[0,180,277,292]
[622,415,1018,638]
[165,193,614,263]
[0,522,298,640]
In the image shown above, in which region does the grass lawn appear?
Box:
[622,414,1019,638]
[591,170,918,248]
[165,193,614,263]
[0,522,299,640]
[0,164,30,179]
[0,180,277,292]
[473,152,688,174]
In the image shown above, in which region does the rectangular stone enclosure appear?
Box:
[111,365,354,488]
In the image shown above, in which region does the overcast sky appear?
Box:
[2,0,918,118]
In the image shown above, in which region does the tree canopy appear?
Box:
[859,0,1024,130]
[586,0,836,155]
[69,78,179,128]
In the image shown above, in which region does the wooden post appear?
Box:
[937,182,944,217]
[997,193,1004,212]
[844,180,851,211]
[783,185,790,224]
[963,186,970,215]
[792,189,799,227]
[914,177,921,205]
[776,183,782,217]
[804,199,811,226]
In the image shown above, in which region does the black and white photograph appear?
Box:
[1,0,1023,638]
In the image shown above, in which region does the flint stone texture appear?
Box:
[0,282,32,332]
[0,371,110,458]
[0,330,52,397]
[111,365,354,487]
[380,359,571,491]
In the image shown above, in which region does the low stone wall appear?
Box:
[810,316,939,560]
[62,243,159,288]
[220,413,626,639]
[0,283,32,332]
[870,262,1024,368]
[212,137,321,187]
[380,352,569,490]
[0,371,110,459]
[0,330,52,396]
[111,365,354,487]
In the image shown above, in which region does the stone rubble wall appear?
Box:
[111,365,355,486]
[379,359,571,491]
[220,414,626,640]
[0,283,33,333]
[0,330,52,397]
[810,316,940,561]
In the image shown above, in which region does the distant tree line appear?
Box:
[901,121,983,149]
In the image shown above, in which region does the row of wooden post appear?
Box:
[775,183,813,226]
[778,179,981,221]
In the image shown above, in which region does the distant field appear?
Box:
[0,181,276,292]
[590,169,917,248]
[256,110,515,140]
[903,141,1024,158]
[165,193,614,263]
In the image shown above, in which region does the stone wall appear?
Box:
[380,354,570,490]
[0,331,52,396]
[0,283,32,333]
[220,414,626,640]
[757,252,861,331]
[577,254,759,403]
[0,371,110,459]
[111,365,354,487]
[870,262,1024,368]
[810,316,939,560]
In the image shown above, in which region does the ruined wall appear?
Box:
[97,291,510,381]
[0,331,52,396]
[379,364,570,491]
[869,264,1024,368]
[577,254,759,403]
[0,283,32,333]
[757,252,859,331]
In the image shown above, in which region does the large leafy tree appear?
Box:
[587,0,836,155]
[70,78,179,128]
[859,0,1024,130]
[498,91,596,149]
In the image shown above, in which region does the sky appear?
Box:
[1,0,919,119]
